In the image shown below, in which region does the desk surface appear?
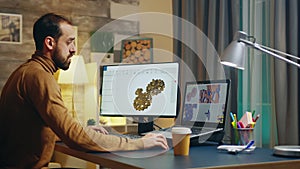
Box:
[55,142,300,169]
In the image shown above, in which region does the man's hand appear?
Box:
[87,125,109,134]
[141,133,169,150]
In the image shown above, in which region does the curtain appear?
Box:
[240,0,299,147]
[173,0,299,147]
[173,0,241,144]
[271,0,299,145]
[240,0,277,148]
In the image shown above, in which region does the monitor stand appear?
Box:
[137,117,154,135]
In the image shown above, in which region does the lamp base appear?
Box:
[273,145,300,157]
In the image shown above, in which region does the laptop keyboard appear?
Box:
[159,127,216,135]
[191,127,215,134]
[191,128,201,134]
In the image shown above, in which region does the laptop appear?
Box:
[145,79,230,144]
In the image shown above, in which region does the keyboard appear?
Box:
[191,127,216,134]
[145,130,173,138]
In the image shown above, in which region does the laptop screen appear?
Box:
[181,79,230,128]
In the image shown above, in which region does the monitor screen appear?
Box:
[99,62,179,118]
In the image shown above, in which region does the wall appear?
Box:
[139,0,173,62]
[0,0,139,93]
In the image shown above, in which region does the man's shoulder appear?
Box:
[23,60,52,76]
[19,61,57,87]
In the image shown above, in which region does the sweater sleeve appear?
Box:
[26,70,144,152]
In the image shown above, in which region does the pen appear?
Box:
[230,112,235,122]
[238,121,244,128]
[252,110,256,117]
[253,114,260,122]
[233,113,237,123]
[233,113,238,128]
[230,112,237,128]
[231,121,236,128]
[237,122,241,128]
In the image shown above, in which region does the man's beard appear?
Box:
[53,48,72,70]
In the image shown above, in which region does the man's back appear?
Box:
[0,57,59,168]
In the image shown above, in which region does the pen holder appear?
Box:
[232,128,254,145]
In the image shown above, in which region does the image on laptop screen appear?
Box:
[181,79,230,129]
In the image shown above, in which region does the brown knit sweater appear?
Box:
[0,54,143,169]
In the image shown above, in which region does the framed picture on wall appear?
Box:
[120,37,153,63]
[0,13,22,44]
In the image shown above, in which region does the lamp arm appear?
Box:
[239,39,300,68]
[259,44,300,60]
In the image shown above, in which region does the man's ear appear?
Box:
[45,36,56,50]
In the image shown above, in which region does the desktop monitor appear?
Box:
[99,62,180,133]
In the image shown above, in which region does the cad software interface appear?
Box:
[100,62,179,117]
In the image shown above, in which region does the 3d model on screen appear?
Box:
[133,79,165,111]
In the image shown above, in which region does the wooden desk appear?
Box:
[55,142,300,169]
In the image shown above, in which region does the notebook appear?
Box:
[145,79,230,144]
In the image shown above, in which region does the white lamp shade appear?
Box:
[57,55,89,84]
[220,31,248,70]
[220,40,246,70]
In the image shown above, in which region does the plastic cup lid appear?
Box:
[171,127,192,134]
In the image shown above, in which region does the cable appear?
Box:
[153,123,163,130]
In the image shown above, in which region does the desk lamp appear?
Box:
[220,31,300,69]
[220,31,300,157]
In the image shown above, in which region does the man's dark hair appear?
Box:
[33,13,72,50]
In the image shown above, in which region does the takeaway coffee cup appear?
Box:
[172,127,192,156]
